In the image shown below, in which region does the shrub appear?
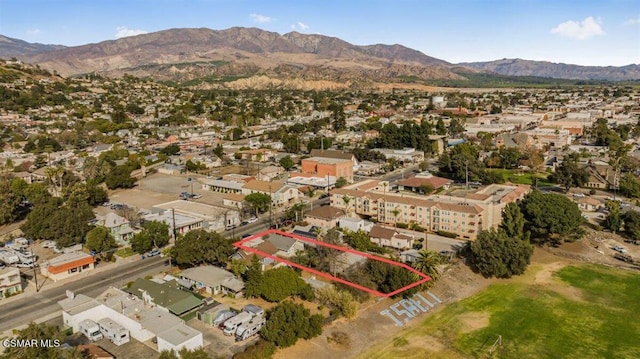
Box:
[327,331,351,347]
[396,223,408,229]
[436,230,458,238]
[233,340,276,359]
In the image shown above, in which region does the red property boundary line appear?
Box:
[233,229,430,298]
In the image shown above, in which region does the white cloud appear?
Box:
[26,28,41,35]
[291,22,310,31]
[249,13,274,24]
[115,26,148,39]
[624,16,640,26]
[550,16,604,40]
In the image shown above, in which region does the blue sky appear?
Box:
[1,0,638,66]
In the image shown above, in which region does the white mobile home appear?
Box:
[98,318,129,346]
[222,312,253,336]
[79,319,103,342]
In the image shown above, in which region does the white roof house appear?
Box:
[58,288,203,353]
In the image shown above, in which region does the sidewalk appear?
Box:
[0,253,141,307]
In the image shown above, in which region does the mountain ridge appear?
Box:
[459,58,640,81]
[1,27,638,85]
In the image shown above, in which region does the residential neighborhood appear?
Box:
[0,38,639,359]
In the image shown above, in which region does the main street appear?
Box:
[0,256,168,333]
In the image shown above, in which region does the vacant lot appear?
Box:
[358,263,640,359]
[486,169,553,186]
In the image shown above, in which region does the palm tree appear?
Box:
[391,207,400,227]
[342,195,352,216]
[412,250,441,283]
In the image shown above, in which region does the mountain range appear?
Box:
[1,27,638,87]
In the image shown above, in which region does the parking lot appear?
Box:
[105,173,226,211]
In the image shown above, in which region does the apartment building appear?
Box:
[330,180,529,240]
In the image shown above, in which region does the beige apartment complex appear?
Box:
[330,180,529,240]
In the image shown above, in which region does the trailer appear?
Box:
[79,319,103,341]
[222,312,253,336]
[242,304,264,317]
[15,251,36,265]
[0,250,20,265]
[97,318,129,346]
[213,310,237,327]
[235,316,265,341]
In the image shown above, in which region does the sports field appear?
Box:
[358,263,640,359]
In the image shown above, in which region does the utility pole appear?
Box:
[31,242,39,293]
[465,160,469,189]
[171,208,177,243]
[269,183,273,228]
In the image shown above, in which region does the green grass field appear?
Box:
[486,169,554,186]
[358,264,640,359]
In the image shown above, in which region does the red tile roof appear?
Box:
[47,255,94,274]
[398,176,452,190]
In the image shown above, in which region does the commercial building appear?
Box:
[40,252,95,282]
[58,288,203,353]
[0,267,22,299]
[300,157,354,183]
[125,278,202,316]
[372,148,425,163]
[152,200,241,233]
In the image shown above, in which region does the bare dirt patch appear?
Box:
[273,260,495,359]
[457,312,490,334]
[533,261,585,301]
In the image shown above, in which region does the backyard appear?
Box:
[357,263,640,359]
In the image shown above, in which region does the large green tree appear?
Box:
[500,202,527,240]
[261,301,323,348]
[278,155,294,171]
[604,200,622,233]
[622,210,640,241]
[85,226,117,258]
[0,322,82,359]
[244,193,272,215]
[171,229,234,267]
[470,228,533,278]
[0,176,21,225]
[21,197,94,247]
[257,267,314,302]
[519,190,583,244]
[551,154,589,191]
[105,164,136,189]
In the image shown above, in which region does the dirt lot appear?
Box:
[272,260,496,359]
[272,242,638,359]
[104,172,227,212]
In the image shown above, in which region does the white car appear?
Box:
[247,217,258,224]
[42,240,55,249]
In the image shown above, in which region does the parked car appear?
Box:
[241,233,252,239]
[614,252,634,263]
[319,193,330,199]
[190,194,202,199]
[16,263,38,268]
[146,249,162,257]
[41,240,55,249]
[247,217,258,224]
[611,245,627,253]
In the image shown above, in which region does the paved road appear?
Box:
[223,197,330,239]
[0,256,168,332]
